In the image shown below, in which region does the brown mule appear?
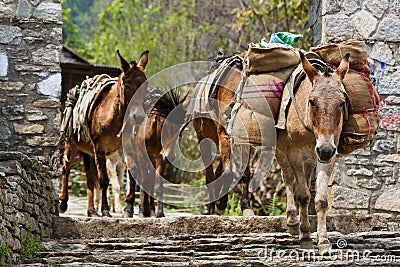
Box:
[59,50,149,217]
[276,52,350,254]
[124,89,189,218]
[192,56,255,216]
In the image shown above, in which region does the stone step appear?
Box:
[16,214,400,266]
[17,230,400,266]
[53,214,399,239]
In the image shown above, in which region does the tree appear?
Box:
[90,0,209,75]
[231,0,310,50]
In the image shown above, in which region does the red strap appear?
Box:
[362,107,371,136]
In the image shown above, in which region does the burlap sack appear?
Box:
[343,70,380,113]
[338,70,380,154]
[244,69,294,120]
[339,112,380,154]
[244,44,300,74]
[310,40,368,72]
[231,107,276,147]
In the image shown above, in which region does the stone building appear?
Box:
[310,0,400,214]
[0,0,62,168]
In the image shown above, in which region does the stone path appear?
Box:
[17,212,400,266]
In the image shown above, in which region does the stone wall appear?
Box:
[0,152,58,264]
[310,0,400,215]
[0,0,62,168]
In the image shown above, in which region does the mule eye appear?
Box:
[309,100,316,108]
[339,102,345,109]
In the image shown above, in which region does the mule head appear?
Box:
[161,96,190,162]
[117,50,149,123]
[301,52,350,163]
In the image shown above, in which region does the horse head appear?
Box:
[117,50,149,123]
[301,52,350,163]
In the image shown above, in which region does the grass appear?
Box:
[0,245,10,262]
[20,236,43,259]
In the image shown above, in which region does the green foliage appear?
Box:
[231,0,310,50]
[20,237,43,259]
[0,245,10,262]
[266,191,280,216]
[71,174,87,197]
[62,0,94,59]
[225,193,242,216]
[90,0,208,75]
[29,161,42,172]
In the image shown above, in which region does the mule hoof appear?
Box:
[156,212,165,218]
[150,210,156,217]
[215,206,225,215]
[208,210,218,215]
[88,211,100,217]
[123,210,133,218]
[102,210,112,217]
[299,237,314,249]
[287,223,300,236]
[242,209,255,216]
[59,201,68,213]
[318,240,331,255]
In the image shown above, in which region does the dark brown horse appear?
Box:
[276,52,350,254]
[123,88,188,218]
[59,50,149,217]
[192,56,256,216]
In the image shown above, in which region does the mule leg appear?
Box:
[139,190,151,217]
[315,161,335,255]
[215,128,233,215]
[96,151,112,217]
[123,170,135,218]
[241,165,254,216]
[199,136,217,214]
[278,159,300,235]
[149,196,156,217]
[93,187,100,212]
[83,153,100,217]
[59,143,76,213]
[107,157,123,213]
[194,118,218,215]
[115,159,126,213]
[155,157,165,218]
[240,147,254,216]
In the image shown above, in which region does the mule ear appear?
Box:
[300,51,319,84]
[138,50,149,71]
[117,50,130,73]
[335,53,350,81]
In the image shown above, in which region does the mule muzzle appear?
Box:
[316,145,336,163]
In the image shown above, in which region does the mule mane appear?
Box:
[144,88,188,120]
[323,65,333,77]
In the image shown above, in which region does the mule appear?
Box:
[124,88,188,218]
[59,50,149,217]
[275,52,350,254]
[192,56,255,216]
